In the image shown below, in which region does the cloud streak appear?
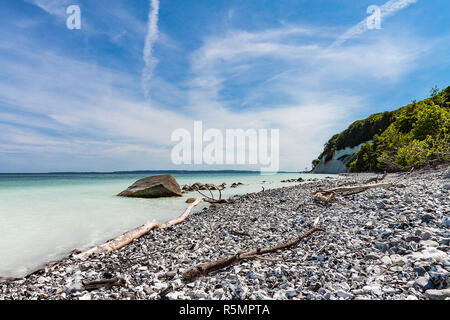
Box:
[181,25,429,170]
[142,0,160,100]
[331,0,418,47]
[0,1,443,173]
[27,0,71,17]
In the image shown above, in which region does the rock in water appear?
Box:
[117,174,182,198]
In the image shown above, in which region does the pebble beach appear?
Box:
[1,165,449,300]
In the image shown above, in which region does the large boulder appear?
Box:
[117,174,182,198]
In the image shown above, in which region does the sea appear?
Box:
[0,171,335,278]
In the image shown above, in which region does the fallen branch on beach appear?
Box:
[203,198,228,204]
[74,198,202,260]
[251,256,284,262]
[157,198,202,229]
[82,277,126,291]
[361,171,387,184]
[195,185,228,204]
[315,182,394,196]
[182,217,324,281]
[313,192,338,204]
[313,177,395,204]
[230,230,251,237]
[297,172,392,206]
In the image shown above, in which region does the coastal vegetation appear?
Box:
[313,86,450,172]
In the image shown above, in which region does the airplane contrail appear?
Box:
[331,0,418,48]
[142,0,160,100]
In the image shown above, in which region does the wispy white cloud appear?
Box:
[331,0,418,47]
[25,0,148,52]
[180,22,433,169]
[142,0,160,100]
[0,35,194,167]
[0,1,440,172]
[187,25,423,108]
[0,23,360,171]
[27,0,72,17]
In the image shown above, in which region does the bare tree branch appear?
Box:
[182,219,325,281]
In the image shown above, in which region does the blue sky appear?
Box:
[0,0,449,172]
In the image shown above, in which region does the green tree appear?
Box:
[314,86,450,172]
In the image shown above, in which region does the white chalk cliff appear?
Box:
[313,142,367,174]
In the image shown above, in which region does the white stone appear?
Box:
[381,256,392,266]
[79,293,91,300]
[390,254,404,264]
[336,290,354,299]
[425,288,450,300]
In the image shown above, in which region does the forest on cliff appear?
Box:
[312,86,450,172]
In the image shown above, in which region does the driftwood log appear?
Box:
[73,220,160,260]
[314,182,394,196]
[195,185,228,204]
[313,178,394,204]
[230,230,251,237]
[313,192,337,204]
[182,218,324,281]
[364,171,387,184]
[157,198,202,229]
[309,172,392,205]
[74,198,202,260]
[82,277,126,291]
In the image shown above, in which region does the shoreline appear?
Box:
[1,165,449,300]
[0,175,328,281]
[0,171,321,280]
[0,170,321,280]
[0,197,205,281]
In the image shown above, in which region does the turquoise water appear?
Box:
[0,172,333,278]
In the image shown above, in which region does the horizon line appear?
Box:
[0,169,306,175]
